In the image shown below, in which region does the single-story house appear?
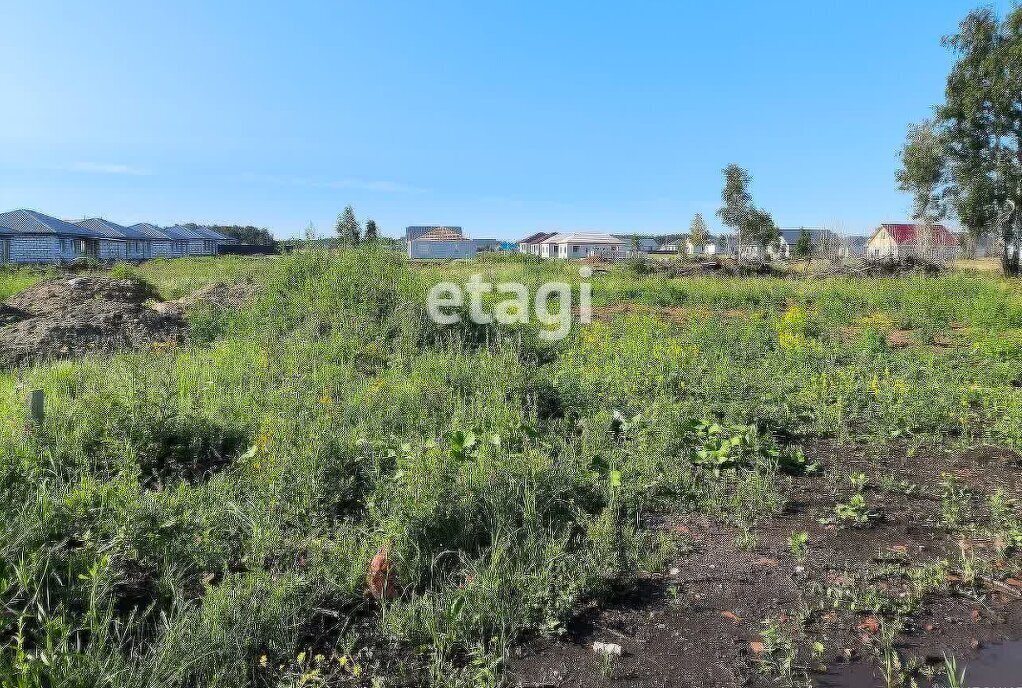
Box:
[130,223,176,257]
[177,225,219,256]
[407,226,502,259]
[866,223,960,260]
[0,209,107,263]
[688,239,717,257]
[0,209,251,263]
[406,226,463,241]
[160,225,204,257]
[612,235,660,254]
[660,235,718,257]
[770,228,842,259]
[76,218,153,260]
[539,232,625,260]
[189,225,241,252]
[518,231,557,256]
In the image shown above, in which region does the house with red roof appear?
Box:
[865,223,960,260]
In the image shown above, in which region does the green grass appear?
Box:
[0,265,52,301]
[1,250,1021,686]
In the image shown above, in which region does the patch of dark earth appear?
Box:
[0,276,260,367]
[510,442,1022,688]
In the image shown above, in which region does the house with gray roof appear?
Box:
[159,225,201,257]
[185,225,241,254]
[130,223,176,257]
[76,218,154,260]
[0,209,105,263]
[769,228,842,260]
[0,209,255,263]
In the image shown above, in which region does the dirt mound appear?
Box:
[151,280,262,317]
[0,277,184,367]
[6,276,161,314]
[0,277,265,367]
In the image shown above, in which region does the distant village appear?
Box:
[406,223,988,262]
[0,208,994,265]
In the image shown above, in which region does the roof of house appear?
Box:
[407,225,463,241]
[0,209,99,238]
[76,218,149,240]
[162,224,206,240]
[129,223,174,239]
[612,234,659,242]
[187,225,224,240]
[207,228,239,242]
[518,231,556,244]
[777,228,839,244]
[874,223,959,247]
[543,232,623,245]
[181,225,238,242]
[415,227,468,241]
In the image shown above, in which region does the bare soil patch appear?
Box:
[510,442,1022,687]
[0,277,261,367]
[151,279,262,317]
[0,276,184,367]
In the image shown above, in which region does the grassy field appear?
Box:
[1,250,1021,687]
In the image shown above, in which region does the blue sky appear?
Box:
[0,1,1008,240]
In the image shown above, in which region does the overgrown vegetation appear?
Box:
[1,250,1022,686]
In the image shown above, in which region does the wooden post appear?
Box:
[29,389,44,424]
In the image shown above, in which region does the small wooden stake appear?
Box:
[29,389,44,424]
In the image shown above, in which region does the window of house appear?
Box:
[572,245,580,253]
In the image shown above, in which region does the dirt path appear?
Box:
[511,443,1022,687]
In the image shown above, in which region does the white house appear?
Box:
[658,237,717,257]
[517,231,556,256]
[539,232,625,260]
[613,236,660,254]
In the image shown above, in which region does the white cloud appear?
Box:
[67,162,151,176]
